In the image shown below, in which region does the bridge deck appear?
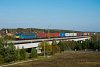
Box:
[8,36,90,44]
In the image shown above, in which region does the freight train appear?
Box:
[15,32,93,40]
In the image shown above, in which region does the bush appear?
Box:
[0,55,4,64]
[30,48,37,58]
[57,41,66,51]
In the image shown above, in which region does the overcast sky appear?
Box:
[0,0,100,32]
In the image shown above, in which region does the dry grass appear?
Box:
[8,51,100,67]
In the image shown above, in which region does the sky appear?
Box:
[0,0,100,32]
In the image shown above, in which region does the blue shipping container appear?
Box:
[60,33,65,37]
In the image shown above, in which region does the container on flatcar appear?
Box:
[83,32,88,36]
[88,32,92,36]
[77,32,82,36]
[93,33,96,35]
[69,33,73,36]
[60,33,65,37]
[53,33,60,37]
[48,33,60,38]
[91,33,96,36]
[73,33,77,36]
[48,33,53,38]
[65,33,77,37]
[65,33,70,37]
[36,33,47,38]
[87,33,89,36]
[81,32,83,36]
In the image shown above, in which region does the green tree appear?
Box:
[3,43,17,62]
[0,38,17,63]
[0,38,5,56]
[0,55,4,64]
[76,41,82,50]
[91,34,100,50]
[63,41,70,50]
[30,48,37,58]
[81,41,85,49]
[0,38,6,63]
[65,40,77,50]
[83,40,90,49]
[71,41,77,50]
[57,41,66,51]
[15,47,21,60]
[20,47,26,60]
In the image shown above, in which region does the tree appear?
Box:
[3,35,14,40]
[81,41,85,49]
[39,41,52,55]
[64,40,77,50]
[3,43,17,62]
[63,41,71,50]
[83,40,90,50]
[75,41,82,50]
[91,34,100,50]
[0,55,4,64]
[46,45,52,55]
[16,28,24,33]
[15,47,21,60]
[30,48,37,58]
[57,41,66,51]
[20,47,26,60]
[0,38,5,56]
[52,40,60,54]
[98,41,100,51]
[73,41,83,50]
[0,38,17,63]
[0,38,6,63]
[70,41,77,50]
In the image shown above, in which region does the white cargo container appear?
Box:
[65,33,72,36]
[69,33,72,36]
[73,33,77,36]
[65,33,70,36]
[65,33,77,36]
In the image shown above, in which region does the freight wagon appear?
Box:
[36,33,47,38]
[77,32,82,36]
[48,33,60,38]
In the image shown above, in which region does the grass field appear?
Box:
[7,51,100,67]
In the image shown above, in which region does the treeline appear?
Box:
[0,34,100,64]
[0,28,80,34]
[39,34,100,55]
